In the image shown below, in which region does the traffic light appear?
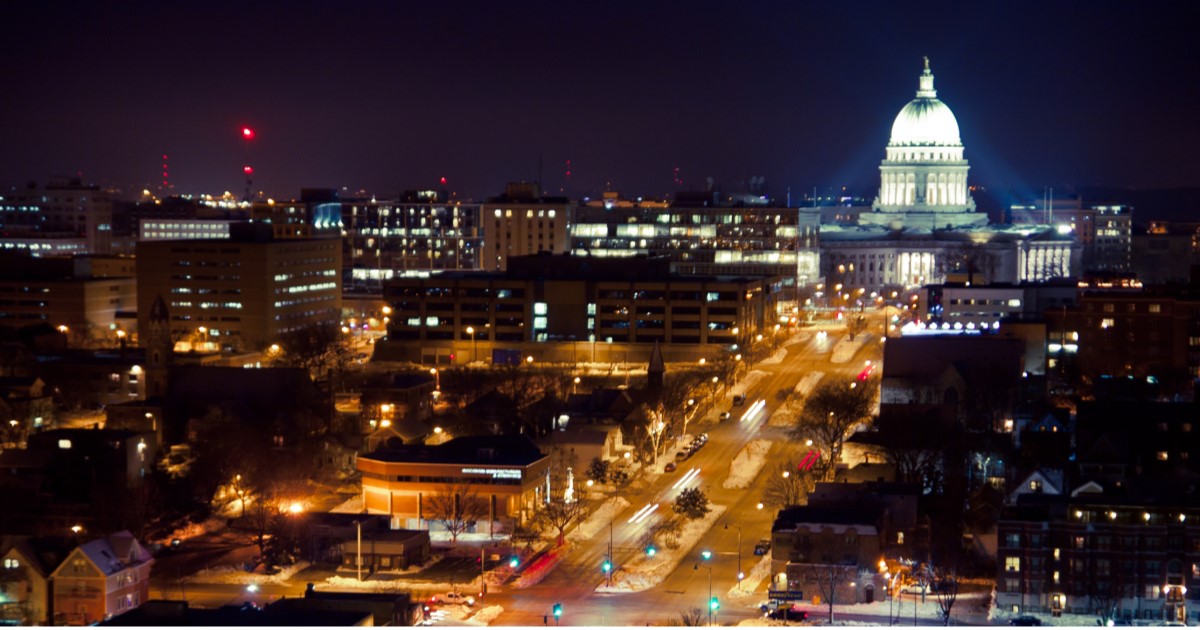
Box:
[553,602,563,618]
[709,596,720,611]
[645,544,657,557]
[700,550,713,561]
[509,556,519,568]
[602,558,613,572]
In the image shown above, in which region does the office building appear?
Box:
[136,223,341,352]
[0,177,114,254]
[481,182,570,271]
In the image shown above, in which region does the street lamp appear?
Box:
[573,376,581,395]
[430,368,440,390]
[465,326,477,362]
[696,550,714,625]
[725,523,743,587]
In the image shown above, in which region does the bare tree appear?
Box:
[933,565,961,626]
[1087,561,1125,627]
[807,563,856,624]
[275,322,352,382]
[534,492,590,547]
[674,607,708,626]
[638,404,673,467]
[847,314,869,341]
[789,379,877,480]
[427,483,486,546]
[762,461,815,508]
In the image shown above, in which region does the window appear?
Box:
[1053,548,1060,560]
[1073,535,1086,550]
[2,558,17,569]
[1005,578,1021,593]
[1005,533,1021,547]
[1149,304,1162,313]
[1158,451,1169,461]
[897,532,904,544]
[1029,480,1043,493]
[1005,557,1021,572]
[1052,570,1060,584]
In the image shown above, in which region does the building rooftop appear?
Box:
[360,434,545,467]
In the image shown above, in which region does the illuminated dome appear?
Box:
[888,58,961,147]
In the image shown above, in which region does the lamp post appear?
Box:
[350,519,363,581]
[430,367,440,390]
[696,549,714,625]
[466,326,476,362]
[725,523,743,588]
[573,376,581,395]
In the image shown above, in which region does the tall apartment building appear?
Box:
[480,182,570,271]
[341,190,482,291]
[570,197,820,298]
[135,223,341,352]
[1009,195,1132,273]
[0,177,114,254]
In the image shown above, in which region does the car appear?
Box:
[732,394,746,406]
[753,539,771,555]
[900,582,930,595]
[674,451,690,461]
[664,462,677,472]
[718,412,732,422]
[1008,615,1042,626]
[442,592,476,607]
[765,607,808,622]
[697,432,709,443]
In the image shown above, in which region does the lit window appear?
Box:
[896,532,904,544]
[1157,451,1169,461]
[58,439,72,450]
[1005,557,1020,572]
[3,558,18,569]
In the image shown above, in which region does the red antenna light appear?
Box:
[243,166,254,175]
[242,127,255,140]
[440,176,447,186]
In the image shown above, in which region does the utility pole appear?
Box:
[354,520,363,582]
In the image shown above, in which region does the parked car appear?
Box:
[732,394,746,406]
[442,592,476,607]
[900,582,930,595]
[718,412,732,422]
[1008,615,1042,626]
[765,607,808,622]
[664,462,677,472]
[753,539,771,555]
[674,451,690,461]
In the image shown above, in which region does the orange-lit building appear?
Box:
[358,435,550,533]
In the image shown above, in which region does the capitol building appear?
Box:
[819,59,1078,291]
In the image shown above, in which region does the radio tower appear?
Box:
[160,154,171,193]
[241,126,255,202]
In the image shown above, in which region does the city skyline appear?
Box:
[2,1,1199,200]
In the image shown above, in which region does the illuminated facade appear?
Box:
[341,191,482,291]
[570,202,820,295]
[358,435,550,531]
[135,223,341,351]
[481,182,570,271]
[0,177,114,254]
[820,60,1078,291]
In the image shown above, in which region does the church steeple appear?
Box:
[646,339,665,391]
[144,294,172,397]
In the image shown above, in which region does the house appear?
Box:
[50,531,154,625]
[538,423,622,465]
[770,505,888,605]
[337,529,431,576]
[0,536,74,625]
[360,373,436,430]
[0,376,54,442]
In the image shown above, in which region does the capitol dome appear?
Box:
[888,59,961,147]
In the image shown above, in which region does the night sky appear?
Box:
[3,1,1198,201]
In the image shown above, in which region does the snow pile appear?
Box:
[727,552,772,598]
[595,505,727,593]
[192,561,310,586]
[792,372,824,397]
[569,496,631,542]
[511,543,573,589]
[767,405,795,428]
[320,575,473,594]
[723,440,772,489]
[831,334,871,364]
[157,517,225,545]
[730,371,769,397]
[466,605,504,625]
[758,347,788,365]
[330,494,364,514]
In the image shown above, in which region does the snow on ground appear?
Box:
[831,334,871,364]
[783,332,810,347]
[330,493,364,514]
[793,371,824,397]
[320,574,476,595]
[723,440,773,489]
[727,552,772,599]
[464,604,504,625]
[157,517,225,545]
[595,505,727,593]
[988,605,1129,627]
[192,561,311,586]
[511,542,572,589]
[759,347,788,365]
[569,497,632,542]
[767,405,796,428]
[429,531,509,544]
[756,591,991,626]
[730,371,769,398]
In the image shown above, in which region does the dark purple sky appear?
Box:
[2,1,1198,201]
